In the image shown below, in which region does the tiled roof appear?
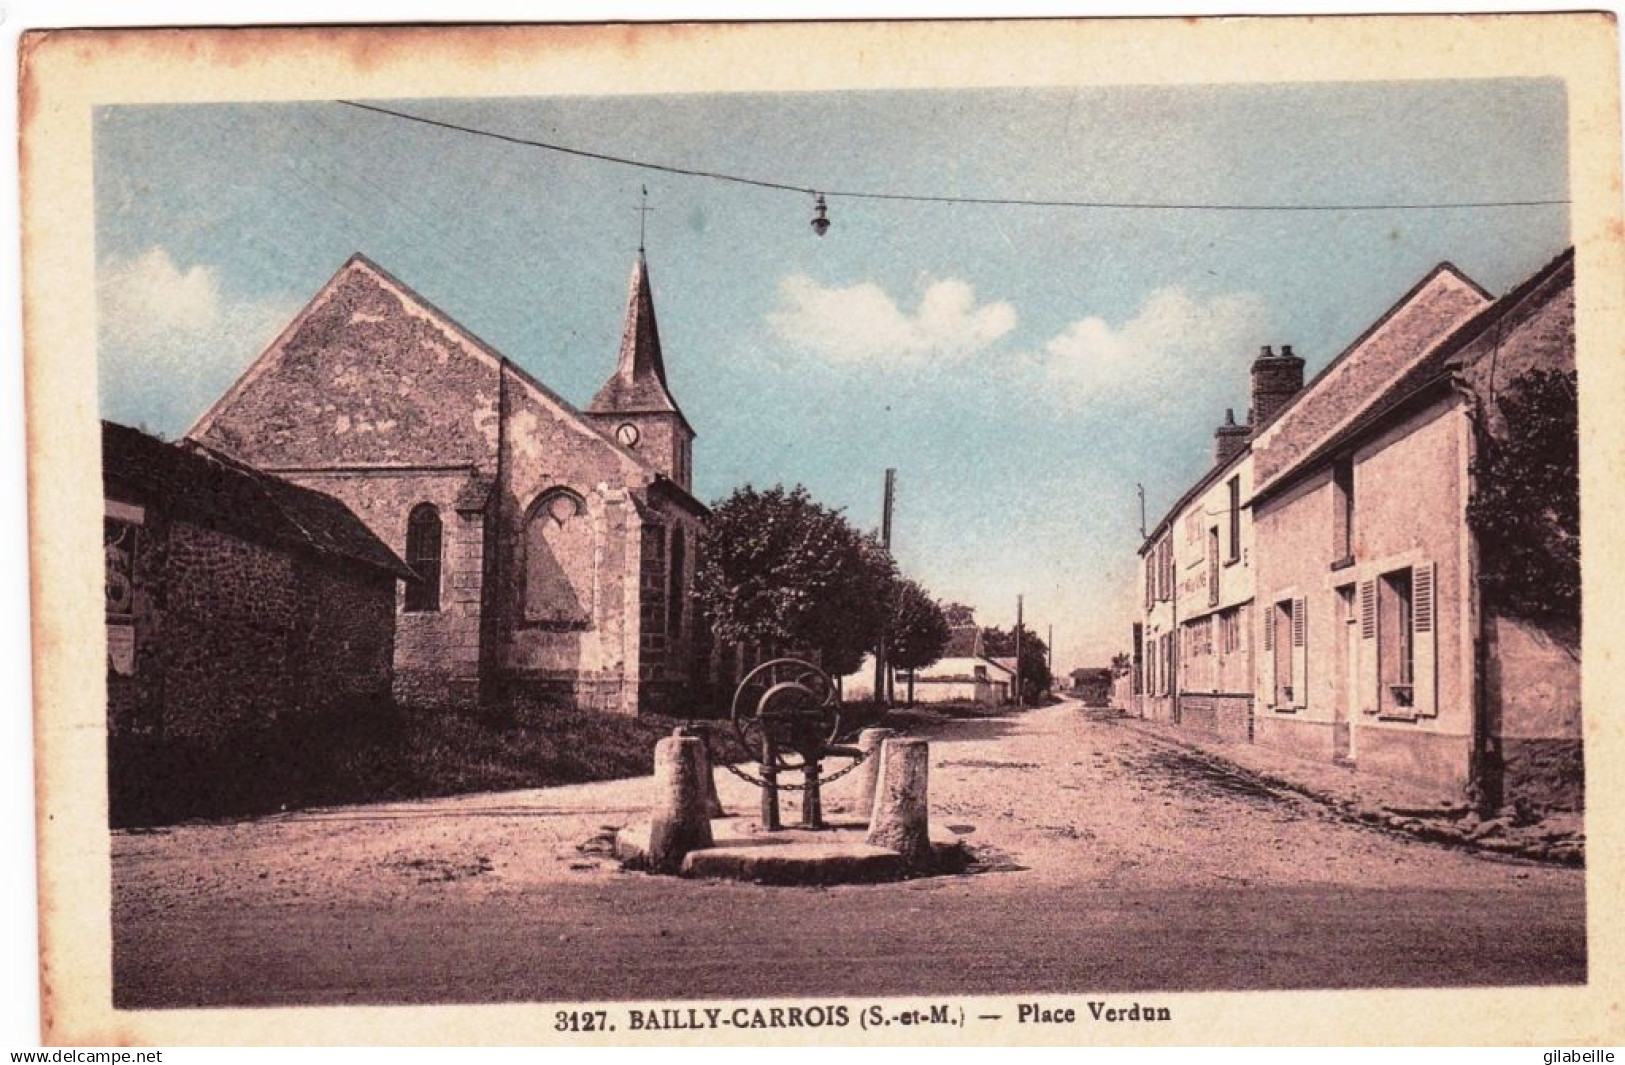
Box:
[1141,261,1490,554]
[1252,247,1575,503]
[104,420,415,581]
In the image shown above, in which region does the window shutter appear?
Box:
[1291,595,1308,708]
[1358,579,1380,715]
[1262,604,1276,707]
[1412,562,1437,718]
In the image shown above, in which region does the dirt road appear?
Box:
[112,699,1585,1006]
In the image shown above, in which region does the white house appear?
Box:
[841,625,1014,705]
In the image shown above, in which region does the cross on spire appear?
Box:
[635,185,653,253]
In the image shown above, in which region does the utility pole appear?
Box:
[1048,623,1054,693]
[873,468,896,706]
[1015,594,1024,709]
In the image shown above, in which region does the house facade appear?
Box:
[189,252,707,716]
[1250,250,1577,806]
[1139,388,1262,739]
[1128,249,1580,809]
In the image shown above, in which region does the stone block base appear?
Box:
[1253,712,1338,763]
[1356,726,1471,802]
[1497,737,1584,811]
[1177,693,1254,742]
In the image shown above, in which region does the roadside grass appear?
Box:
[110,693,1060,828]
[109,699,752,829]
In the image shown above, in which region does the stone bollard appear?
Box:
[865,737,932,870]
[854,727,895,820]
[647,735,715,873]
[674,726,726,819]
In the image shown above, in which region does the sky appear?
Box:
[93,80,1570,673]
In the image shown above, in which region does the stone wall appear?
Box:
[1485,611,1582,810]
[112,515,397,745]
[1178,693,1253,742]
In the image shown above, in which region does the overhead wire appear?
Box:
[338,99,1570,214]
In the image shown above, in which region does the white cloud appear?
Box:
[1039,287,1270,411]
[98,247,298,433]
[767,274,1017,364]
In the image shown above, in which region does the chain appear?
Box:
[714,743,874,792]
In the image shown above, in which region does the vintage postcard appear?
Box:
[19,13,1625,1047]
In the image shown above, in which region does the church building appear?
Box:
[189,251,707,716]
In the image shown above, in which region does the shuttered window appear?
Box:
[1412,562,1437,717]
[1374,564,1436,718]
[1290,595,1308,709]
[1270,600,1294,707]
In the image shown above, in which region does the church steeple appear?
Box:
[587,252,695,489]
[588,252,685,420]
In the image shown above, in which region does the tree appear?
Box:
[886,579,952,705]
[695,484,897,677]
[1467,368,1579,627]
[982,624,1052,701]
[1110,651,1133,676]
[942,602,977,627]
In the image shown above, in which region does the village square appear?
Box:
[86,76,1584,1008]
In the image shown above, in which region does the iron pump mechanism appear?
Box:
[728,658,867,830]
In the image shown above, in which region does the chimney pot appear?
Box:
[1250,342,1306,427]
[1259,345,1274,359]
[1214,406,1250,464]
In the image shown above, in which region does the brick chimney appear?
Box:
[1214,407,1250,465]
[1251,343,1305,428]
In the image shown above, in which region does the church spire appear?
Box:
[587,252,687,422]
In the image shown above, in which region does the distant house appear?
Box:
[1070,667,1112,706]
[103,421,413,749]
[840,625,1014,706]
[912,626,1014,706]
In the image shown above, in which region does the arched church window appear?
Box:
[404,503,442,613]
[525,489,593,626]
[667,525,686,638]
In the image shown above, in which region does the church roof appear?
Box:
[104,420,415,582]
[187,252,706,514]
[586,253,694,434]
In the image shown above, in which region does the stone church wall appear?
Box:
[496,380,668,715]
[191,255,709,718]
[198,266,501,470]
[284,471,488,709]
